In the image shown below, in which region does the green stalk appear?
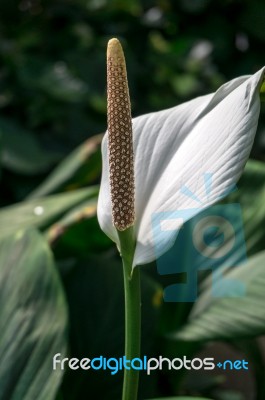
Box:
[118,227,141,400]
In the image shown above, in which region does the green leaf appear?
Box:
[28,134,102,199]
[175,251,265,341]
[0,229,68,400]
[0,118,58,175]
[0,186,98,239]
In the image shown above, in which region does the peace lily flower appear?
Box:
[98,38,265,268]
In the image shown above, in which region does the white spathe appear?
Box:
[97,67,265,267]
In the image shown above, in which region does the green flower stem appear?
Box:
[118,227,141,400]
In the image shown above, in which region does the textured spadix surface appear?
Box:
[107,38,135,231]
[98,67,265,267]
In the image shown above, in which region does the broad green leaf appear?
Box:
[28,134,102,199]
[0,118,58,174]
[174,251,265,341]
[0,186,98,239]
[0,229,68,400]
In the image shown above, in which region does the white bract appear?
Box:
[98,67,265,267]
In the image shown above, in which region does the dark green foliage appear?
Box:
[0,1,265,399]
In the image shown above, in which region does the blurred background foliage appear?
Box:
[0,1,265,400]
[0,0,265,204]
